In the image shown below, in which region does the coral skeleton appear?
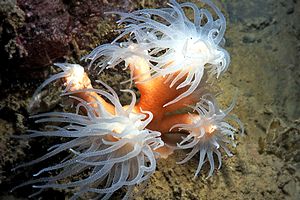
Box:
[14,0,243,199]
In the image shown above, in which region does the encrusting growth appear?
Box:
[14,0,243,199]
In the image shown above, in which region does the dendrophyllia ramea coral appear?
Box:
[13,0,244,199]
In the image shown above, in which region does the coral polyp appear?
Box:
[84,0,229,106]
[14,0,243,199]
[172,96,244,177]
[29,63,90,113]
[15,82,163,199]
[33,63,87,96]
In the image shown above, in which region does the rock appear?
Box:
[282,180,296,196]
[242,35,256,43]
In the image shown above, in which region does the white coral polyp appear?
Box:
[29,63,87,113]
[173,95,243,178]
[32,63,86,97]
[83,0,229,106]
[16,82,163,200]
[82,43,149,74]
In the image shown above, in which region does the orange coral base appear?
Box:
[64,63,202,158]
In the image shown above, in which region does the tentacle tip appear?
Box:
[33,172,41,177]
[11,167,17,172]
[205,174,212,179]
[176,161,184,165]
[228,153,233,157]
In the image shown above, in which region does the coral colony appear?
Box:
[13,0,243,199]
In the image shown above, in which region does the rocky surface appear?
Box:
[0,0,299,199]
